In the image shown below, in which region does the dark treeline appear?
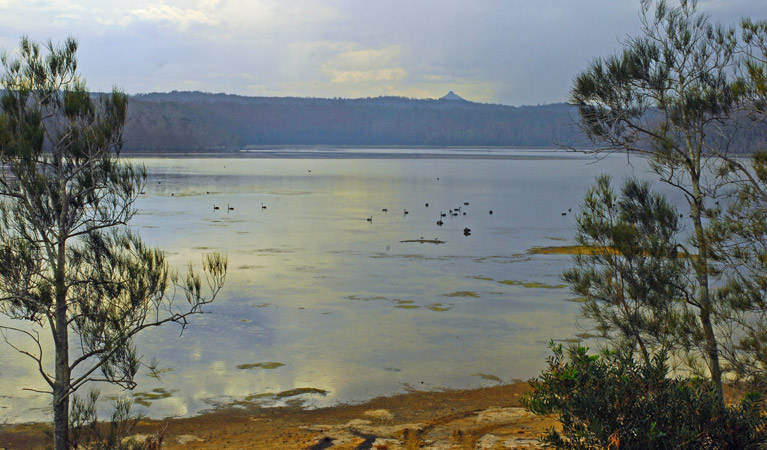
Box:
[123,91,587,151]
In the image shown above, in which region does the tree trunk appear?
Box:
[690,179,724,403]
[53,381,70,450]
[53,229,70,450]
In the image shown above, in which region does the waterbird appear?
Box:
[437,219,444,226]
[425,203,429,207]
[462,212,466,216]
[213,205,220,211]
[561,212,566,216]
[404,209,409,215]
[463,227,471,236]
[382,208,388,212]
[228,204,234,211]
[464,202,469,206]
[366,216,372,222]
[261,203,267,209]
[440,212,446,217]
[489,210,493,215]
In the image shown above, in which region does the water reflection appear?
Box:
[0,150,650,422]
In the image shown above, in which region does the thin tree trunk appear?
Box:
[53,269,70,450]
[690,179,724,403]
[54,164,71,450]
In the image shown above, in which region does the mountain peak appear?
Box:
[440,91,466,101]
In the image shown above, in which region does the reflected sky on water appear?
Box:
[1,149,660,422]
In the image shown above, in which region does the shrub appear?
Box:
[522,343,767,449]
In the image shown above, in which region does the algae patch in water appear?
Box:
[346,295,387,301]
[553,338,582,344]
[530,245,692,258]
[472,276,494,281]
[394,304,419,310]
[498,280,567,289]
[237,362,285,370]
[399,239,446,244]
[274,387,328,399]
[250,302,271,308]
[567,297,589,303]
[244,393,274,402]
[529,245,599,255]
[131,388,175,407]
[426,303,454,312]
[394,299,419,309]
[472,373,502,383]
[576,332,600,339]
[444,291,480,298]
[147,367,174,380]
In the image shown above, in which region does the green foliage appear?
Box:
[0,37,227,450]
[565,175,686,364]
[707,151,767,391]
[523,343,767,450]
[567,0,767,399]
[70,390,148,450]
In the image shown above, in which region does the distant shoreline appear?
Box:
[120,146,594,160]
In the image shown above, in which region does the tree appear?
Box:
[568,0,767,400]
[707,152,767,392]
[0,37,227,450]
[522,343,767,450]
[563,175,685,365]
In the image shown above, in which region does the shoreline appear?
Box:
[1,382,555,449]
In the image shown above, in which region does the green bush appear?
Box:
[522,343,767,449]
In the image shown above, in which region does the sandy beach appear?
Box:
[1,382,557,449]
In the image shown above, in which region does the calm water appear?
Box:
[1,149,656,422]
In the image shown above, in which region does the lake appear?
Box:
[1,148,656,422]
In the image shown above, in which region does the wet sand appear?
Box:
[1,382,557,449]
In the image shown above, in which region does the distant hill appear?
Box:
[122,91,589,151]
[440,91,466,101]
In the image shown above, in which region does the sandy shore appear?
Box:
[1,382,557,449]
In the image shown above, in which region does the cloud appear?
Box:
[123,3,217,30]
[327,67,408,84]
[320,46,407,84]
[2,0,766,105]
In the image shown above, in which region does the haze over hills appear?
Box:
[122,90,766,152]
[122,91,587,152]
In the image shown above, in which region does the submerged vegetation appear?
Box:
[236,362,285,370]
[498,280,567,289]
[131,389,175,407]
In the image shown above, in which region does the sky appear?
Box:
[1,0,766,106]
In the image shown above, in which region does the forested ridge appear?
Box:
[122,91,586,151]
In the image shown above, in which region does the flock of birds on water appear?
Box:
[178,173,574,239]
[365,201,487,236]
